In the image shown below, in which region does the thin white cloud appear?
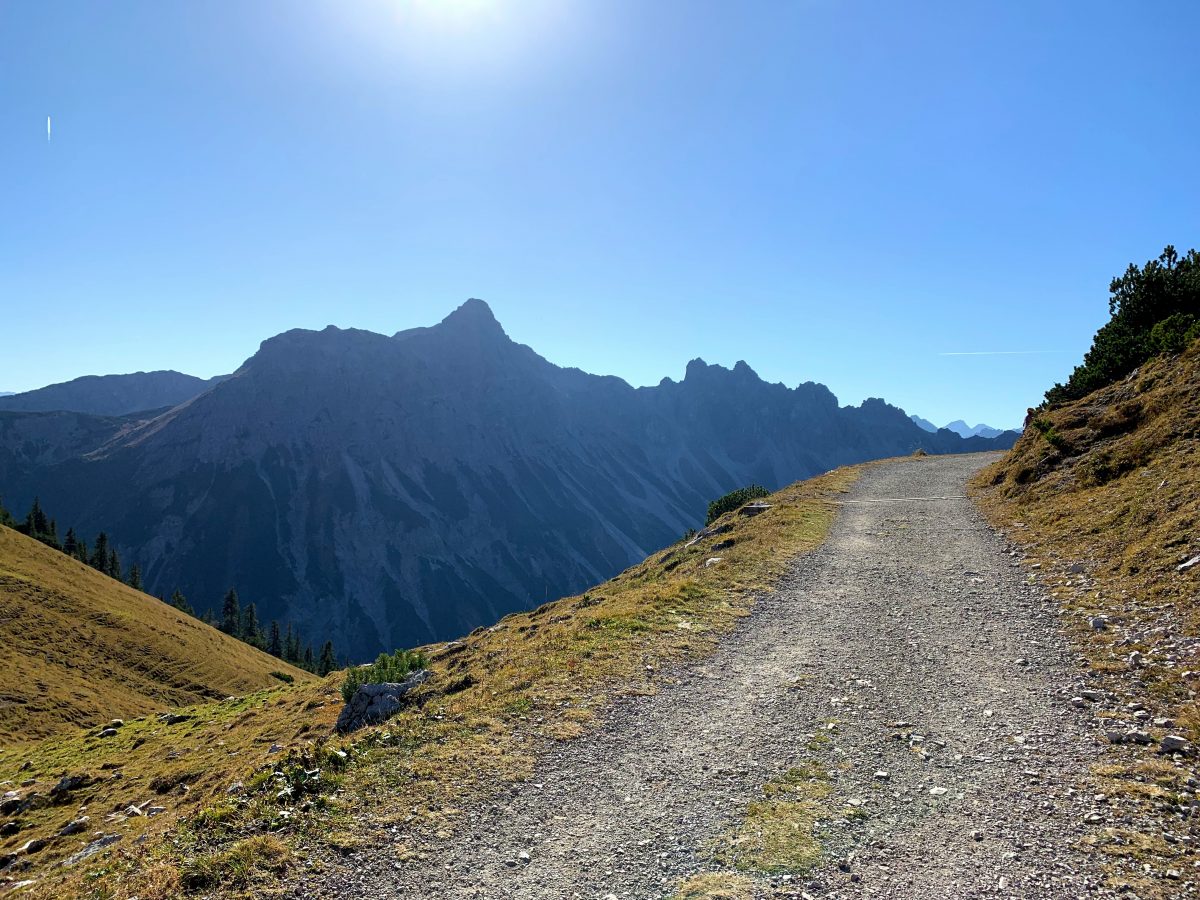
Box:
[938,350,1064,357]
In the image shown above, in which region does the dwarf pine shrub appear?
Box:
[341,649,428,703]
[706,485,770,525]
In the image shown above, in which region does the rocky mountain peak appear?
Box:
[437,298,507,338]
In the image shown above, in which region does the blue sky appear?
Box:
[2,1,1197,427]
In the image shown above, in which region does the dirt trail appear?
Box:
[325,454,1116,899]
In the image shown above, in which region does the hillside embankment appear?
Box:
[974,342,1200,898]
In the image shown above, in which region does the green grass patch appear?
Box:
[714,762,832,875]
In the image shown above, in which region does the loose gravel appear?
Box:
[312,454,1124,899]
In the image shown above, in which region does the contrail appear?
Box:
[47,116,51,143]
[938,350,1063,357]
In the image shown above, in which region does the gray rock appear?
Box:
[1160,734,1192,755]
[57,816,88,836]
[51,774,90,797]
[97,727,119,738]
[335,671,432,734]
[684,523,732,548]
[738,502,773,517]
[61,834,121,867]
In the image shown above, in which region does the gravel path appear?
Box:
[322,454,1117,899]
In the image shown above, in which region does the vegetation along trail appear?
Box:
[324,453,1119,899]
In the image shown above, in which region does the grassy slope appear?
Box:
[0,525,309,745]
[6,463,859,899]
[973,340,1200,896]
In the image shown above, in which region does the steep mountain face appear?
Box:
[0,370,226,416]
[0,300,1016,659]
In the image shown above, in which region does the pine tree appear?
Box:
[170,589,194,616]
[0,497,13,528]
[90,533,110,573]
[74,537,89,564]
[128,564,143,591]
[302,644,315,672]
[240,602,264,648]
[317,641,336,676]
[284,624,300,663]
[268,621,282,658]
[220,589,241,636]
[107,548,123,582]
[23,497,49,538]
[45,518,60,549]
[63,527,78,557]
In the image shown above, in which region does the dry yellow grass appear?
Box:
[8,464,859,898]
[0,525,310,745]
[972,339,1200,897]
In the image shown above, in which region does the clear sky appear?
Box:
[2,1,1197,427]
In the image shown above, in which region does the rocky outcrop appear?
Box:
[335,671,431,734]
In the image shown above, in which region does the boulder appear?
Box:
[335,671,431,734]
[61,834,121,867]
[1160,734,1192,755]
[51,774,92,801]
[57,816,89,836]
[738,502,772,517]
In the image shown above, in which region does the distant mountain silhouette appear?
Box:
[909,415,1009,439]
[0,371,226,416]
[943,420,1008,439]
[0,300,1016,659]
[909,415,938,432]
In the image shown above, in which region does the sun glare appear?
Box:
[323,0,580,82]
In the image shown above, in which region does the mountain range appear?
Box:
[909,415,1011,439]
[0,300,1017,659]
